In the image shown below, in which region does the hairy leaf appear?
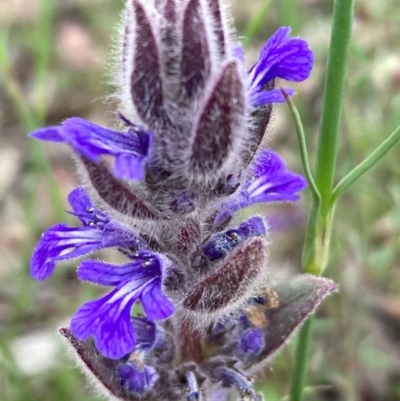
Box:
[182,237,268,315]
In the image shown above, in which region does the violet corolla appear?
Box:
[30,1,336,400]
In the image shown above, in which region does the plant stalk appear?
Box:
[302,0,355,276]
[288,318,314,401]
[290,1,356,400]
[331,124,400,204]
[314,0,355,219]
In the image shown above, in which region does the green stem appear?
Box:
[302,0,355,275]
[315,0,356,218]
[289,317,314,401]
[281,89,320,203]
[331,124,400,204]
[290,1,356,401]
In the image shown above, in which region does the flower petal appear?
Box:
[250,87,295,106]
[30,259,56,281]
[131,318,156,349]
[67,187,94,215]
[29,126,64,142]
[274,37,315,82]
[30,224,101,280]
[95,300,136,359]
[213,200,249,228]
[70,293,113,340]
[214,150,307,226]
[67,187,110,227]
[249,26,314,91]
[247,150,307,203]
[70,284,139,359]
[69,185,90,206]
[140,279,175,320]
[63,117,148,157]
[71,254,173,360]
[29,117,151,181]
[77,259,155,287]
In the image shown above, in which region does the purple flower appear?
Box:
[129,317,157,351]
[30,187,144,280]
[70,251,174,359]
[248,26,314,106]
[202,217,266,262]
[238,328,265,359]
[29,117,151,180]
[118,362,158,394]
[214,150,307,226]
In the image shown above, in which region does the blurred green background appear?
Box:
[1,0,400,400]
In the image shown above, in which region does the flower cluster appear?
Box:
[30,1,336,400]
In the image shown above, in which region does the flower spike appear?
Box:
[29,1,328,399]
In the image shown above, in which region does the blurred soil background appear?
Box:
[1,0,400,400]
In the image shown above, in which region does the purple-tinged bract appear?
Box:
[29,0,334,400]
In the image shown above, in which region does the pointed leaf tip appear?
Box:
[252,275,337,368]
[59,327,130,400]
[181,0,211,98]
[190,60,245,177]
[130,0,164,128]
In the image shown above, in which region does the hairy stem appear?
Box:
[180,321,204,364]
